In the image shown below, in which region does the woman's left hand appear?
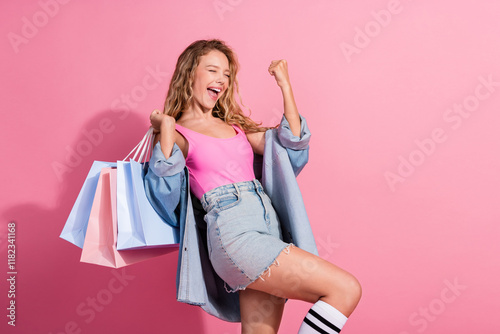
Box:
[268,59,291,90]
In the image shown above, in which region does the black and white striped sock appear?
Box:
[298,300,348,333]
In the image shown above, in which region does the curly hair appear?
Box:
[163,39,274,132]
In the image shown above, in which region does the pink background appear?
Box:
[1,0,499,333]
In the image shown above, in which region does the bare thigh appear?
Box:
[239,289,285,334]
[246,245,361,316]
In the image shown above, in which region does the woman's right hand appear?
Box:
[150,109,175,134]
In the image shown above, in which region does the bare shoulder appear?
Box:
[164,116,186,158]
[151,128,188,159]
[174,129,188,158]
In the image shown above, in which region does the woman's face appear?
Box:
[191,50,231,112]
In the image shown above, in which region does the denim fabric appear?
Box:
[201,179,290,293]
[144,113,317,322]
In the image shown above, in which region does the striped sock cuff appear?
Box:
[302,300,348,333]
[313,300,348,328]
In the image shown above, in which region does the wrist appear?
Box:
[280,83,293,94]
[160,115,174,128]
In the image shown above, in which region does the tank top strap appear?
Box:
[174,123,196,141]
[231,123,242,134]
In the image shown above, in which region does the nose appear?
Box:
[216,74,226,84]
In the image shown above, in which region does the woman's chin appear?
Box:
[204,99,218,109]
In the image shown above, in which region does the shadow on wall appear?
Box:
[1,110,207,334]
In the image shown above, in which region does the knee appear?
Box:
[328,272,362,311]
[344,274,362,306]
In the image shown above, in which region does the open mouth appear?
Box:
[207,87,222,100]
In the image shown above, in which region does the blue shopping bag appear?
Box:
[116,129,180,250]
[60,160,117,248]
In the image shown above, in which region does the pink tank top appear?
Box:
[175,122,255,199]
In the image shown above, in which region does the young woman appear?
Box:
[147,39,361,334]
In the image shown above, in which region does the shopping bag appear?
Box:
[60,160,116,248]
[80,167,173,268]
[116,128,180,250]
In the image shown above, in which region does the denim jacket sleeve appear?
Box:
[274,113,311,176]
[261,113,318,256]
[144,141,186,228]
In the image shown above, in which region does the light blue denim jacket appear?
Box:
[144,114,318,322]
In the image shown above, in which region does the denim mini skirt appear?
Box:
[201,179,293,293]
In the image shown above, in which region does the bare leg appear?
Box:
[246,245,361,317]
[239,289,285,334]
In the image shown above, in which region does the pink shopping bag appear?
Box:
[80,167,174,268]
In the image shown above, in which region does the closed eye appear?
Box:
[209,69,230,78]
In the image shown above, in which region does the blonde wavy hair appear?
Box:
[163,39,274,132]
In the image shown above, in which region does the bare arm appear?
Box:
[245,131,266,155]
[269,59,301,137]
[150,110,183,159]
[245,59,302,155]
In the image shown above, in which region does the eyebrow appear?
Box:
[206,64,230,73]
